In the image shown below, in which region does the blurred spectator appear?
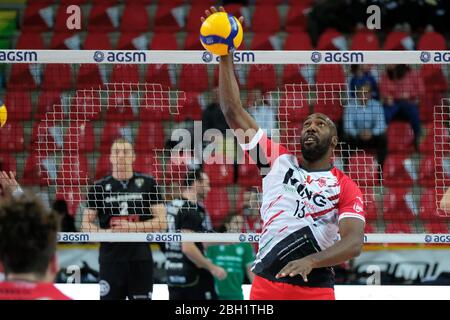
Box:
[247,90,278,137]
[52,199,77,232]
[206,213,255,300]
[343,83,387,168]
[379,64,424,150]
[349,65,379,100]
[202,87,229,135]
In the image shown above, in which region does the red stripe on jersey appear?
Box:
[278,226,288,233]
[263,195,283,215]
[328,194,339,201]
[262,209,285,231]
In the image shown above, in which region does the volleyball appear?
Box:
[0,100,7,128]
[200,12,243,56]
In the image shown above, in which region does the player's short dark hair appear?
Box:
[217,212,240,233]
[0,194,60,277]
[184,163,204,187]
[111,137,134,150]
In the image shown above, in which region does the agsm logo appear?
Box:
[311,51,322,63]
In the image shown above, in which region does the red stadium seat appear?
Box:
[76,64,104,90]
[64,121,95,153]
[417,31,447,50]
[56,186,85,217]
[153,4,185,32]
[134,153,159,178]
[278,90,310,122]
[145,64,173,89]
[204,187,231,229]
[383,31,414,50]
[419,122,450,154]
[88,3,120,32]
[250,33,280,50]
[49,32,83,50]
[252,6,280,32]
[347,152,380,187]
[8,65,37,90]
[71,91,102,121]
[285,3,311,32]
[117,32,149,50]
[56,154,90,186]
[361,188,378,221]
[183,33,205,50]
[0,153,17,173]
[36,91,62,120]
[283,32,312,50]
[350,29,380,50]
[41,64,73,91]
[134,122,166,152]
[0,123,24,152]
[203,157,235,187]
[120,4,150,32]
[313,64,345,122]
[419,189,447,222]
[247,64,278,93]
[100,121,133,152]
[419,65,448,123]
[384,223,413,234]
[16,31,45,49]
[237,162,262,188]
[424,223,449,234]
[418,156,437,188]
[31,120,65,152]
[317,28,347,50]
[104,91,136,121]
[383,188,416,221]
[364,222,376,233]
[387,122,415,154]
[139,86,171,121]
[178,65,209,92]
[382,154,414,188]
[185,5,208,32]
[22,2,55,31]
[109,64,141,84]
[150,33,179,50]
[281,65,309,88]
[83,32,112,50]
[4,90,32,121]
[22,152,54,186]
[174,91,203,122]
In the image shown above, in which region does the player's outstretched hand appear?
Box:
[210,264,227,280]
[200,6,244,25]
[275,257,314,283]
[110,219,132,233]
[0,171,20,198]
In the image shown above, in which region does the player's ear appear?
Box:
[331,135,338,148]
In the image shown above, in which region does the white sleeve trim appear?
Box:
[338,213,366,223]
[239,128,264,151]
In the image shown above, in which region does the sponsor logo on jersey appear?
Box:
[135,178,144,188]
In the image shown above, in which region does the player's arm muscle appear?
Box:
[81,209,104,232]
[219,55,259,144]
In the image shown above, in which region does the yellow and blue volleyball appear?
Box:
[0,100,7,128]
[200,12,243,56]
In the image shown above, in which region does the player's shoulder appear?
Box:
[134,172,157,182]
[93,175,113,185]
[331,167,361,192]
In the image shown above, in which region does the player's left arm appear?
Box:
[440,187,450,211]
[277,179,365,282]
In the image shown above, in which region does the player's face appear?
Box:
[110,142,135,168]
[226,215,244,232]
[300,115,334,162]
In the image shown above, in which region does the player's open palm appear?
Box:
[0,171,19,197]
[200,6,244,25]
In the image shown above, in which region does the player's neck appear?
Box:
[182,188,197,202]
[300,157,332,171]
[112,168,134,181]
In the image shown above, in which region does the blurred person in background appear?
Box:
[206,212,255,300]
[349,65,379,100]
[81,138,166,300]
[165,165,227,300]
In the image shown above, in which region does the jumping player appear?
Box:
[204,6,366,300]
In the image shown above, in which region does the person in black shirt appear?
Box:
[165,166,227,300]
[81,138,166,300]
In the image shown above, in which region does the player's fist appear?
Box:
[210,265,227,280]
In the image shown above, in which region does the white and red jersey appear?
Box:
[240,129,365,288]
[0,281,71,300]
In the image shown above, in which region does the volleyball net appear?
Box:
[0,50,449,244]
